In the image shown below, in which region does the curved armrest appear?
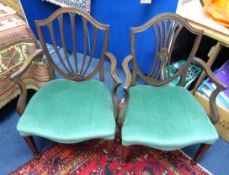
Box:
[192,57,227,123]
[10,49,44,115]
[122,55,133,90]
[105,52,121,119]
[10,49,44,82]
[105,52,121,85]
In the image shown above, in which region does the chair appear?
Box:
[10,8,121,159]
[119,13,227,163]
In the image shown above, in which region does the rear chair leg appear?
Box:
[193,143,210,162]
[121,146,130,166]
[23,136,40,159]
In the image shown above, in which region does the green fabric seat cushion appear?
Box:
[122,85,218,150]
[17,79,116,143]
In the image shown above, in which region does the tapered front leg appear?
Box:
[106,140,114,162]
[23,136,40,159]
[121,146,130,165]
[193,143,210,162]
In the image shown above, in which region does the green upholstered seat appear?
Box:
[122,85,218,150]
[17,79,116,143]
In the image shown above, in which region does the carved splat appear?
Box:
[35,8,109,81]
[131,13,203,86]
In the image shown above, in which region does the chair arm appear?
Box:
[10,49,44,82]
[122,55,133,90]
[10,49,44,115]
[105,52,121,85]
[105,52,121,119]
[192,57,227,123]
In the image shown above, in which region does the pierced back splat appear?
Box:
[35,8,109,81]
[131,13,203,87]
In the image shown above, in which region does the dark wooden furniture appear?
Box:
[10,7,121,160]
[119,13,227,163]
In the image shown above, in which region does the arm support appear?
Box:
[192,57,227,123]
[117,55,133,126]
[10,49,44,115]
[105,52,121,119]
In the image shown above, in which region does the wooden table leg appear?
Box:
[192,42,222,93]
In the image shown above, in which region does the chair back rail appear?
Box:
[35,7,109,81]
[130,13,203,86]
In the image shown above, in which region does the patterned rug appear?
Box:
[44,0,91,13]
[11,138,210,175]
[0,2,51,108]
[0,0,25,19]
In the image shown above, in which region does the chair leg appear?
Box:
[121,146,130,166]
[106,140,113,162]
[23,136,40,159]
[193,143,210,162]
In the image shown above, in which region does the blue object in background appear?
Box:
[20,0,178,69]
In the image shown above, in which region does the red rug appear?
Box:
[11,138,210,175]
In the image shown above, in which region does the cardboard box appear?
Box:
[195,92,229,142]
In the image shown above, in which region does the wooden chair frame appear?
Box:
[119,13,227,163]
[10,8,121,160]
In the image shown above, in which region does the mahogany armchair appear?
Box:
[119,13,227,163]
[10,8,121,159]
